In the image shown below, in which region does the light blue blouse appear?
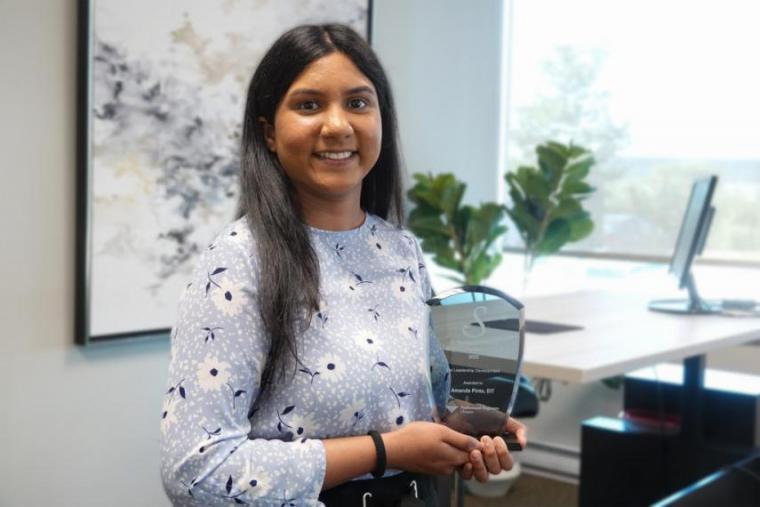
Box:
[160,213,450,506]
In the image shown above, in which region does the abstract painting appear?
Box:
[76,0,371,344]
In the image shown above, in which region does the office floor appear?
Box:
[464,474,578,507]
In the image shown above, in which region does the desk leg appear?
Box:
[680,354,705,445]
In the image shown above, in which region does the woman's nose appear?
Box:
[321,105,353,138]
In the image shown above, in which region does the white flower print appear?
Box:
[237,464,273,498]
[339,398,367,430]
[196,356,231,392]
[160,215,453,506]
[315,354,345,383]
[160,400,178,435]
[211,276,248,316]
[354,330,380,353]
[289,412,319,439]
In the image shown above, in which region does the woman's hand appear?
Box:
[458,417,527,483]
[384,421,483,475]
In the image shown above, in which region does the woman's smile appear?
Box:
[316,150,356,161]
[314,150,357,163]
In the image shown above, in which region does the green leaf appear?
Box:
[407,171,510,284]
[440,182,466,219]
[561,179,595,195]
[552,198,582,219]
[546,140,570,157]
[420,236,452,258]
[506,207,540,243]
[513,166,549,193]
[536,219,571,255]
[524,197,546,222]
[408,200,440,219]
[407,213,448,237]
[467,252,489,285]
[569,213,594,242]
[435,253,461,272]
[408,185,442,210]
[565,154,594,181]
[536,144,567,188]
[567,144,590,158]
[523,172,552,206]
[452,205,472,255]
[468,251,504,285]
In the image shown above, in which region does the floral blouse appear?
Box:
[160,213,450,506]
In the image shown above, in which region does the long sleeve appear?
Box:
[159,226,326,506]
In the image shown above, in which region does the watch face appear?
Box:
[428,286,524,438]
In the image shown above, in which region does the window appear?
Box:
[504,0,760,263]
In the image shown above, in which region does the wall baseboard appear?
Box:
[519,440,580,484]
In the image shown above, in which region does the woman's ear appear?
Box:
[258,117,276,152]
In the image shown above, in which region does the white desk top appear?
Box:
[520,290,760,383]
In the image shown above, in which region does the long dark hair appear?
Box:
[238,24,404,398]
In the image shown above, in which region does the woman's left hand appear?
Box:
[457,417,527,483]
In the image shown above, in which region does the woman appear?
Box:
[160,23,526,506]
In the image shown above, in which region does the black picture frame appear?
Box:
[75,0,373,345]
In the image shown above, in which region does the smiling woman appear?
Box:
[159,23,526,507]
[261,52,383,228]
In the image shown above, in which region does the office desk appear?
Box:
[521,290,760,383]
[519,289,760,504]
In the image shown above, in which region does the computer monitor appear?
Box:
[649,175,720,314]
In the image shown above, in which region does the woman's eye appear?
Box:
[296,100,319,111]
[348,98,369,109]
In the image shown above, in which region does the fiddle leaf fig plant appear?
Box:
[505,141,596,271]
[407,173,507,285]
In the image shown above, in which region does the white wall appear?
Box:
[0,1,171,505]
[372,0,505,205]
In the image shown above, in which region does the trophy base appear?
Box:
[500,431,523,451]
[471,431,522,451]
[443,406,523,451]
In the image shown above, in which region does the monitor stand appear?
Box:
[648,273,722,315]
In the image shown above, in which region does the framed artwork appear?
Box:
[76,0,373,345]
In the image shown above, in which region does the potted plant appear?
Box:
[504,140,596,287]
[406,172,507,285]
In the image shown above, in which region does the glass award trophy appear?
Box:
[427,286,525,451]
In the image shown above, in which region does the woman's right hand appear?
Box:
[383,421,482,475]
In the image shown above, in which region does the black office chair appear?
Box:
[512,375,540,418]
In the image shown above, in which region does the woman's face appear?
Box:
[263,52,382,206]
